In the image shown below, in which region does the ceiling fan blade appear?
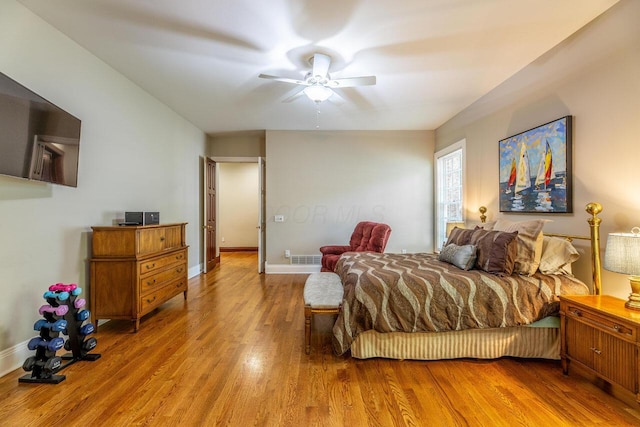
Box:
[328,76,377,88]
[327,90,346,106]
[282,88,306,103]
[258,74,307,85]
[311,53,331,79]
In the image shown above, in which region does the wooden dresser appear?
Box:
[559,295,640,402]
[90,223,188,332]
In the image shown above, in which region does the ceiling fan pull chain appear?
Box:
[315,107,321,129]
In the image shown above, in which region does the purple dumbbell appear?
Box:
[74,298,86,309]
[39,304,69,317]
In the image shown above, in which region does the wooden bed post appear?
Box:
[586,202,603,295]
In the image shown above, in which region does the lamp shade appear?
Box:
[445,221,465,237]
[303,84,333,103]
[604,229,640,276]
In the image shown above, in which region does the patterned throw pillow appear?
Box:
[439,243,477,270]
[445,227,475,246]
[469,228,519,276]
[493,219,547,276]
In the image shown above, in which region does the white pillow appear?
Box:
[539,236,579,275]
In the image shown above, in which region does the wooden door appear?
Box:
[204,158,217,272]
[258,157,266,273]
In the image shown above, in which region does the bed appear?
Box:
[332,202,603,360]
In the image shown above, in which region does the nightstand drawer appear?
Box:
[560,295,640,401]
[565,303,636,340]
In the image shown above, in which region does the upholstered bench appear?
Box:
[303,272,344,354]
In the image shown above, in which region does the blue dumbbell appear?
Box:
[43,290,69,301]
[76,309,90,321]
[34,319,67,332]
[71,287,82,296]
[80,323,95,336]
[27,336,64,352]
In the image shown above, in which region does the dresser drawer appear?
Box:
[140,262,187,294]
[137,225,184,255]
[140,278,187,314]
[140,249,187,275]
[565,303,637,340]
[91,223,186,257]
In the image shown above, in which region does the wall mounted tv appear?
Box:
[0,71,81,187]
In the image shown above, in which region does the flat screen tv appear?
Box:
[0,71,81,187]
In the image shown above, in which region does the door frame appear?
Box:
[203,156,265,273]
[203,157,218,273]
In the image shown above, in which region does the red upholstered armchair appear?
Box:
[319,221,392,272]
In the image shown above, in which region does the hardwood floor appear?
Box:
[2,252,640,426]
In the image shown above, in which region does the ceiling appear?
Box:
[19,0,618,133]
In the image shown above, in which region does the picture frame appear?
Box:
[499,116,572,213]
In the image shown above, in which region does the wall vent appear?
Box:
[290,254,322,265]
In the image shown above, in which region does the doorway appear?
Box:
[202,157,265,273]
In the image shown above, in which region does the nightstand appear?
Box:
[559,295,640,402]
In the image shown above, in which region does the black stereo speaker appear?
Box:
[144,212,160,225]
[124,211,143,225]
[124,211,159,225]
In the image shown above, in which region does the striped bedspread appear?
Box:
[332,252,589,355]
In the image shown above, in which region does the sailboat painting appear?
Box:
[499,116,572,213]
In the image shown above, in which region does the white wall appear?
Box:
[435,0,640,298]
[218,163,259,248]
[265,130,434,269]
[0,0,206,372]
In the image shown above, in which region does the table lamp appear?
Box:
[604,227,640,310]
[445,221,465,238]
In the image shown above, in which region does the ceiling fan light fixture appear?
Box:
[303,84,333,103]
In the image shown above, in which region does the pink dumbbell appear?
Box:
[74,298,86,309]
[49,283,77,292]
[39,304,69,316]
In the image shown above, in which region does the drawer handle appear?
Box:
[146,263,156,270]
[570,309,582,317]
[146,296,157,303]
[146,279,156,286]
[160,237,165,241]
[176,254,183,260]
[590,347,602,355]
[613,324,621,332]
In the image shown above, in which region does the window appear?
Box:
[435,140,465,250]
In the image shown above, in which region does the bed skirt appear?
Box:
[349,326,560,360]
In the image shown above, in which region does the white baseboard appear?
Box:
[265,263,321,274]
[188,264,202,279]
[1,265,204,380]
[0,339,31,378]
[1,319,111,379]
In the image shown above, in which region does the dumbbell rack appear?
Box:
[19,285,101,384]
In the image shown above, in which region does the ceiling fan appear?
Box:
[258,53,376,103]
